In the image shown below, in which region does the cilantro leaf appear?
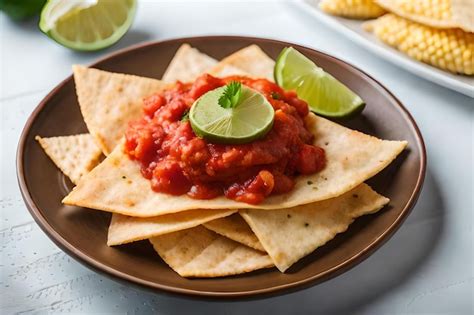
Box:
[218,81,242,109]
[181,110,189,122]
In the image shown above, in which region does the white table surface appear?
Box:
[1,1,473,314]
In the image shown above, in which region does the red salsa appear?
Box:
[124,74,325,204]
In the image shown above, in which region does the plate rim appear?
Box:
[16,35,427,299]
[294,0,474,98]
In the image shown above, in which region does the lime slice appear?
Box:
[275,47,365,118]
[189,86,275,144]
[39,0,136,51]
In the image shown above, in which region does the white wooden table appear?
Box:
[1,1,472,314]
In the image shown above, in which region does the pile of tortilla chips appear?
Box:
[37,43,407,277]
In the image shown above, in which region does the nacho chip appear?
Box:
[210,64,250,77]
[203,214,265,252]
[73,65,169,155]
[107,209,236,246]
[161,44,218,82]
[241,183,389,272]
[62,115,405,216]
[36,132,237,245]
[149,226,273,277]
[35,134,102,184]
[208,45,275,81]
[375,0,469,30]
[451,0,474,32]
[161,43,263,80]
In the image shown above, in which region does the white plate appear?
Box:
[295,0,474,98]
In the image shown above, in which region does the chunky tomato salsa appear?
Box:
[124,74,325,204]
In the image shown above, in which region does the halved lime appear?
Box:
[39,0,136,51]
[189,86,275,144]
[275,47,365,118]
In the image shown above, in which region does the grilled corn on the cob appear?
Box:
[319,0,386,19]
[364,14,474,75]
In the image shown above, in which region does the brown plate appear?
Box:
[16,36,426,299]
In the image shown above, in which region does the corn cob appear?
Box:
[364,14,474,75]
[319,0,386,19]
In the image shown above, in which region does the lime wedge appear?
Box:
[39,0,136,51]
[189,86,275,144]
[275,47,365,118]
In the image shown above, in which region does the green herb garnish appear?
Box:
[181,110,189,122]
[218,81,242,109]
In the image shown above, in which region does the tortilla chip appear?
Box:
[376,0,461,29]
[203,214,265,252]
[73,65,169,155]
[210,64,250,77]
[161,44,218,82]
[451,0,474,32]
[107,209,236,246]
[35,134,102,184]
[149,226,273,277]
[36,132,236,245]
[241,183,389,272]
[62,115,405,215]
[208,45,275,81]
